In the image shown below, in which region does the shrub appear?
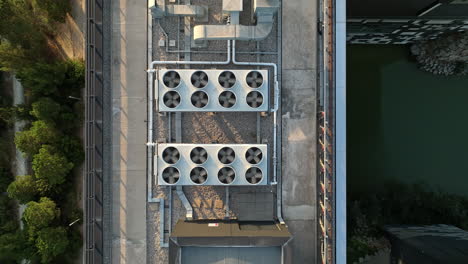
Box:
[32,146,73,193]
[23,197,59,237]
[7,175,38,204]
[14,120,60,156]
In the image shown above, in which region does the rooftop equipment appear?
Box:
[155,144,268,186]
[157,69,269,112]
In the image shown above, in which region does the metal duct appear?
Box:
[150,4,208,20]
[193,0,278,43]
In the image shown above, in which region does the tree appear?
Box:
[58,136,84,165]
[30,97,61,121]
[14,120,60,156]
[16,62,68,96]
[36,227,69,263]
[0,231,36,263]
[23,197,59,236]
[32,146,73,192]
[33,0,71,23]
[7,175,38,204]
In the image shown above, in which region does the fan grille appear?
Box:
[246,71,264,88]
[190,147,208,164]
[218,91,236,108]
[218,167,236,184]
[163,91,181,108]
[190,167,208,184]
[162,167,180,184]
[246,91,264,108]
[245,147,263,164]
[191,91,209,108]
[163,71,181,88]
[191,71,209,88]
[218,147,236,164]
[218,71,236,88]
[246,167,263,184]
[162,147,180,164]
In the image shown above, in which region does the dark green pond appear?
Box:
[347,45,468,196]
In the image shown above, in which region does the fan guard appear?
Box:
[218,91,236,108]
[162,147,180,164]
[246,71,264,88]
[191,71,209,88]
[162,167,180,184]
[218,167,236,184]
[190,147,208,164]
[246,91,263,108]
[190,167,208,184]
[191,91,209,108]
[163,71,181,88]
[163,91,181,108]
[218,147,236,164]
[245,147,263,164]
[245,167,263,184]
[218,71,236,88]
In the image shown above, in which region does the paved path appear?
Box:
[281,0,318,263]
[111,0,148,263]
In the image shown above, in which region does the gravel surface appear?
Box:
[148,0,279,261]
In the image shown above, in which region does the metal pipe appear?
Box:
[232,40,279,183]
[150,40,231,68]
[232,39,284,224]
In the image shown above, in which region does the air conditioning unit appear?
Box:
[157,69,269,112]
[155,143,268,185]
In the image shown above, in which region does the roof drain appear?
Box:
[193,0,279,43]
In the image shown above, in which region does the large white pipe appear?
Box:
[232,40,284,224]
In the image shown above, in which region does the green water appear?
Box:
[347,45,468,196]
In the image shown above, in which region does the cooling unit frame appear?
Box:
[155,143,269,186]
[157,69,269,112]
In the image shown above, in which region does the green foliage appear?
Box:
[0,231,36,263]
[23,197,59,237]
[32,146,73,192]
[14,120,60,156]
[7,175,38,204]
[0,195,18,234]
[30,97,61,121]
[36,227,69,263]
[58,135,84,165]
[0,107,15,127]
[33,0,71,23]
[347,181,468,263]
[17,62,69,96]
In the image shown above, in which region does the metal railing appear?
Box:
[317,0,336,263]
[84,0,105,263]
